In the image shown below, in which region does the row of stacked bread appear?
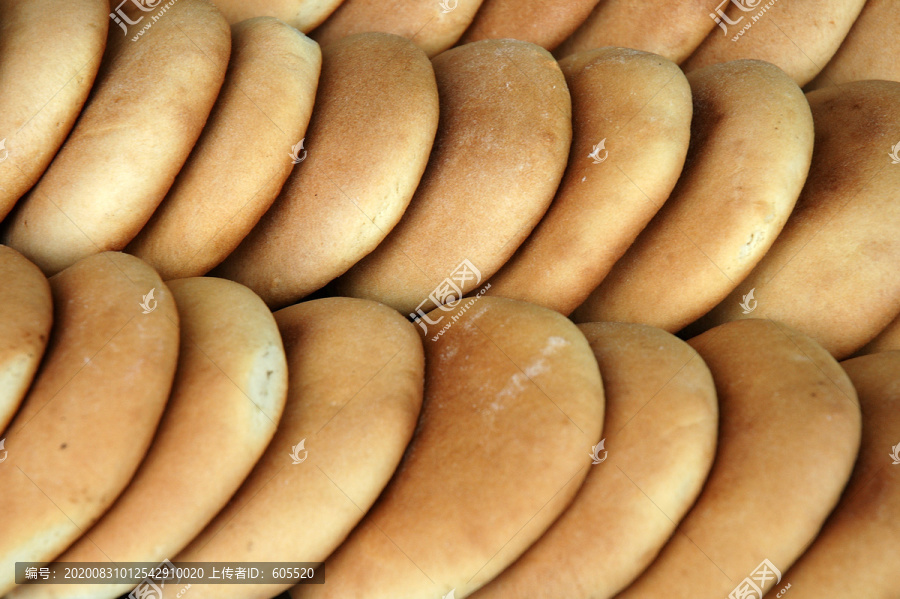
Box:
[1,248,897,598]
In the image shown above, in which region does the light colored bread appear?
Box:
[127,18,321,281]
[311,0,484,57]
[487,48,691,315]
[459,0,600,50]
[760,351,900,599]
[0,246,52,434]
[2,0,231,275]
[859,313,900,355]
[215,33,438,308]
[0,252,179,596]
[293,296,604,599]
[698,80,900,359]
[573,60,812,332]
[0,0,107,221]
[555,0,717,62]
[337,40,571,316]
[470,322,717,599]
[613,319,860,599]
[164,297,424,599]
[808,0,900,89]
[683,0,866,86]
[210,0,345,31]
[9,277,289,599]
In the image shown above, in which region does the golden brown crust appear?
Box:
[12,278,289,599]
[0,252,179,596]
[699,80,900,359]
[683,0,866,86]
[807,0,900,89]
[487,48,691,315]
[0,0,107,221]
[573,60,812,332]
[761,351,900,598]
[310,0,484,57]
[215,33,438,308]
[210,0,345,31]
[471,322,717,599]
[555,0,716,63]
[613,319,860,599]
[337,40,572,315]
[127,18,321,281]
[459,0,600,50]
[2,0,231,275]
[167,297,424,599]
[294,296,604,598]
[0,246,52,434]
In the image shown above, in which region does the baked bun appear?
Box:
[0,0,107,221]
[0,246,52,434]
[293,296,604,598]
[166,297,424,599]
[2,0,231,275]
[574,60,812,332]
[0,252,179,596]
[698,80,900,359]
[613,319,860,599]
[470,322,717,599]
[215,32,438,308]
[487,48,691,315]
[128,18,322,280]
[337,40,571,316]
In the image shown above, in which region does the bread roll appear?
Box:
[612,319,860,599]
[487,48,691,315]
[310,0,483,57]
[2,0,231,275]
[337,40,571,315]
[698,80,900,359]
[555,0,717,63]
[0,252,179,596]
[210,0,344,31]
[758,351,900,599]
[0,0,107,221]
[683,0,865,86]
[470,322,717,599]
[0,246,52,434]
[807,0,900,89]
[459,0,600,50]
[293,296,605,598]
[859,313,900,355]
[10,277,288,599]
[127,18,321,281]
[214,33,438,308]
[573,60,812,332]
[164,297,424,599]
